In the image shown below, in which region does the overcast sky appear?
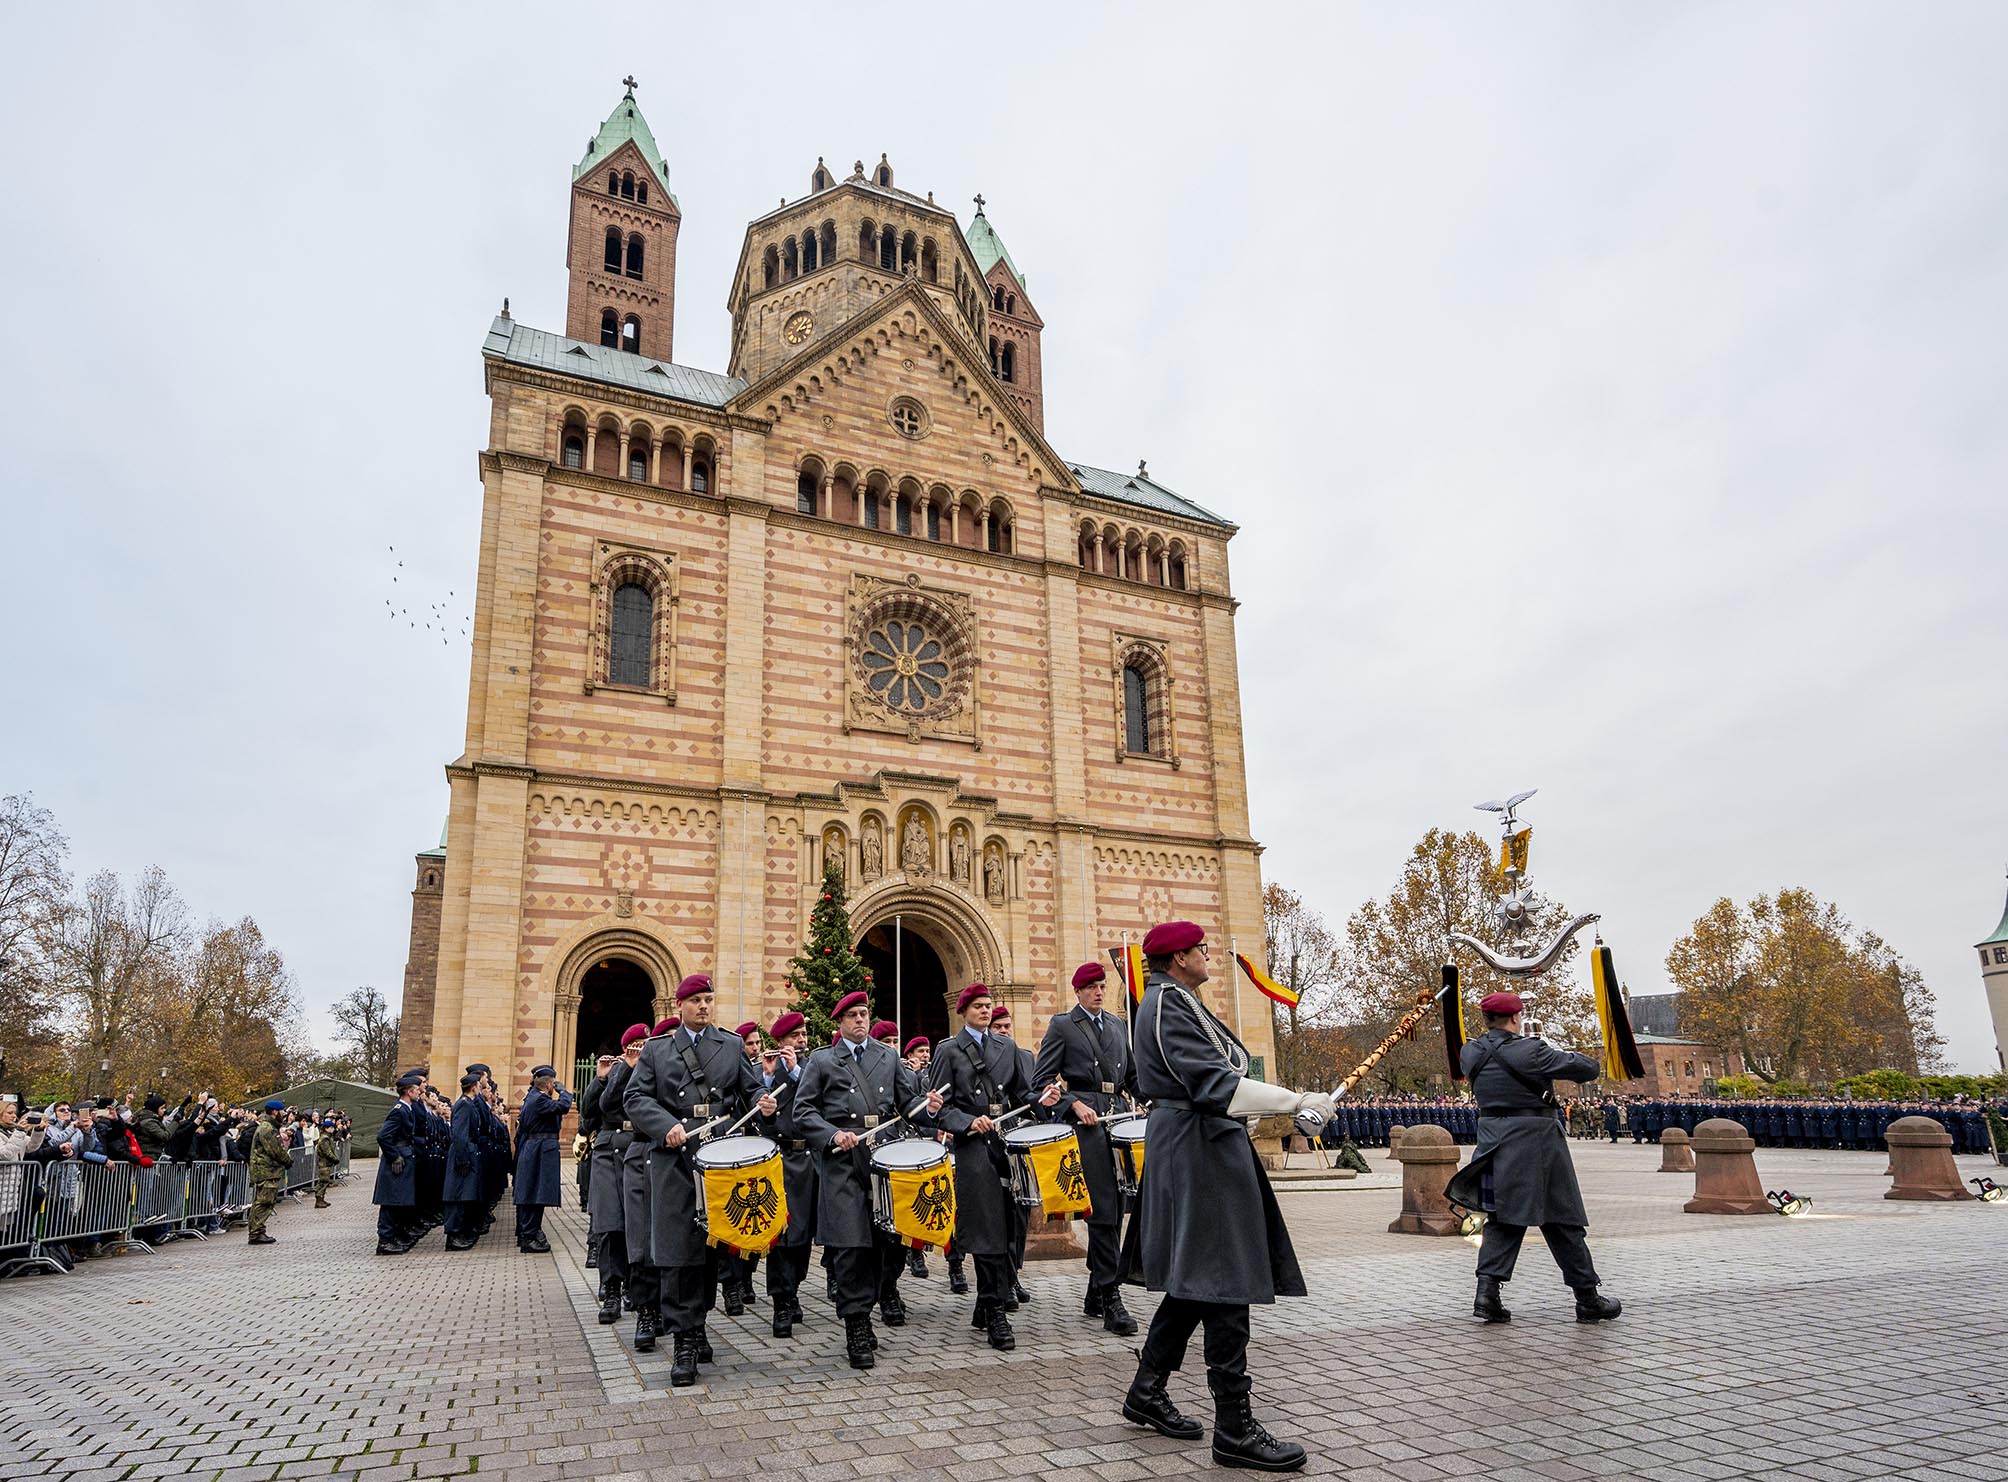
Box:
[3,4,2003,1070]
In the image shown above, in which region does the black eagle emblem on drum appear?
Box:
[909,1171,954,1232]
[1057,1147,1088,1202]
[724,1175,779,1236]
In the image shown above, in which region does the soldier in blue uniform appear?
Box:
[513,1066,573,1252]
[443,1073,486,1250]
[467,1064,508,1228]
[373,1072,425,1254]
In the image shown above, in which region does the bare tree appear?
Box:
[0,794,70,1086]
[1263,882,1344,1089]
[43,866,188,1084]
[331,985,400,1087]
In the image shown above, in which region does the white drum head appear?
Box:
[696,1135,777,1171]
[1003,1123,1073,1149]
[871,1140,947,1173]
[1106,1115,1148,1145]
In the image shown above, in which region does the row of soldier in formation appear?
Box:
[368,1062,554,1253]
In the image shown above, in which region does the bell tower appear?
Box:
[1977,872,2008,1070]
[968,197,1044,434]
[565,79,680,361]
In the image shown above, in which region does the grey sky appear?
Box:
[3,4,2002,1069]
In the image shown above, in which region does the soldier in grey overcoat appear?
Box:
[620,1017,675,1352]
[1124,921,1328,1473]
[756,1010,818,1338]
[624,976,775,1387]
[588,1025,647,1322]
[1442,989,1623,1325]
[987,1006,1040,1302]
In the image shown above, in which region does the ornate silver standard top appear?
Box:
[1449,789,1599,977]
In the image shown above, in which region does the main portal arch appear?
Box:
[548,926,683,1084]
[848,881,1006,1047]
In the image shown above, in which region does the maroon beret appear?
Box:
[675,974,713,1002]
[770,1011,805,1040]
[833,990,870,1020]
[620,1023,649,1049]
[651,1017,677,1037]
[1141,920,1205,956]
[956,983,992,1015]
[903,1035,930,1056]
[1479,990,1525,1016]
[1071,961,1107,991]
[735,1021,760,1039]
[870,1020,899,1042]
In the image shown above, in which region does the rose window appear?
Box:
[859,619,951,713]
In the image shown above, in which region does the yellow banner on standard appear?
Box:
[702,1152,788,1255]
[1026,1132,1094,1218]
[885,1162,957,1249]
[1499,827,1531,876]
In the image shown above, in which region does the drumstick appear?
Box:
[858,1094,936,1148]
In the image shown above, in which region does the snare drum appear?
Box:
[1003,1123,1092,1213]
[1105,1114,1148,1199]
[692,1135,782,1243]
[870,1139,955,1246]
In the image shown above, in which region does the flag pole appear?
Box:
[895,913,903,1051]
[1230,934,1244,1045]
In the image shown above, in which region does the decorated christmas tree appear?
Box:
[785,861,872,1045]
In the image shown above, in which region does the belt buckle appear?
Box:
[621,1121,633,1132]
[1100,1081,1115,1094]
[864,1115,880,1129]
[692,1103,711,1118]
[988,1103,1003,1116]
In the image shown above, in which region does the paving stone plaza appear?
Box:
[5,1142,2005,1482]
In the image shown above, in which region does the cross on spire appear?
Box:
[973,192,986,214]
[622,75,638,96]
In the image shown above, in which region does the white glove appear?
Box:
[1226,1078,1308,1118]
[1293,1092,1336,1137]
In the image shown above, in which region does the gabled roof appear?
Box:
[574,90,676,205]
[484,316,743,407]
[1068,462,1233,529]
[1634,1033,1712,1047]
[1980,883,2008,947]
[966,205,1022,288]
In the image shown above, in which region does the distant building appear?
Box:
[1625,991,1681,1038]
[1616,1034,1745,1098]
[1978,876,2008,1071]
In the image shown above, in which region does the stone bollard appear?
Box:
[1388,1125,1406,1162]
[1683,1118,1773,1215]
[1658,1126,1694,1173]
[1885,1115,1968,1201]
[1387,1123,1462,1235]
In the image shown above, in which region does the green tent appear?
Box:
[248,1077,398,1152]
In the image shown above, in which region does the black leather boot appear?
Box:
[1573,1286,1622,1322]
[1084,1286,1105,1318]
[1012,1277,1031,1304]
[880,1290,907,1327]
[906,1248,928,1277]
[695,1327,714,1363]
[632,1311,657,1353]
[1123,1363,1202,1440]
[1102,1285,1138,1337]
[845,1314,875,1370]
[1210,1387,1306,1472]
[772,1296,793,1338]
[1473,1276,1511,1324]
[669,1332,699,1387]
[724,1282,745,1317]
[597,1278,622,1325]
[986,1307,1016,1352]
[947,1257,969,1294]
[585,1237,598,1269]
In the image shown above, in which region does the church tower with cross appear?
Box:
[402,84,1270,1100]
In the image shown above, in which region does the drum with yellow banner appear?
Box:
[692,1135,787,1256]
[870,1140,956,1249]
[1004,1124,1094,1218]
[1106,1113,1147,1199]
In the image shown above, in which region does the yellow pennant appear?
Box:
[1025,1132,1095,1218]
[884,1161,957,1249]
[702,1152,788,1255]
[1499,827,1531,876]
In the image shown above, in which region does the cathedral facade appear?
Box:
[400,88,1272,1092]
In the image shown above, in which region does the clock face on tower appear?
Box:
[784,311,813,345]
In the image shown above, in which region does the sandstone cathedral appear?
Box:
[397,85,1272,1093]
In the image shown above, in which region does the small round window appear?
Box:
[889,398,928,439]
[859,617,951,713]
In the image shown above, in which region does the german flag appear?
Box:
[1122,943,1148,1008]
[1233,952,1299,1009]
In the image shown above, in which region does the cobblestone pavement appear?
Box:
[4,1143,2006,1482]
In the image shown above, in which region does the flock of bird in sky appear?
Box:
[386,546,469,645]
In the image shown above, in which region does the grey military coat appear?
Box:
[587,1058,633,1239]
[624,1023,764,1268]
[1032,1005,1135,1227]
[929,1028,1034,1256]
[1126,972,1305,1305]
[755,1057,817,1248]
[1443,1029,1599,1227]
[793,1037,916,1249]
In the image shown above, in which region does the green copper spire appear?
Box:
[965,194,1023,288]
[574,79,675,204]
[1980,877,2008,947]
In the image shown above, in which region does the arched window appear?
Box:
[863,490,880,529]
[925,501,941,540]
[691,459,710,494]
[607,171,619,195]
[600,309,618,348]
[988,515,1012,554]
[894,493,912,536]
[1000,342,1015,383]
[620,316,640,354]
[879,226,896,271]
[802,231,818,272]
[821,222,836,265]
[621,170,635,200]
[637,180,648,204]
[626,234,644,277]
[992,285,1006,311]
[901,233,917,273]
[1168,552,1188,590]
[784,237,799,279]
[1007,293,1017,314]
[628,443,647,480]
[922,239,938,282]
[603,228,622,272]
[610,583,652,686]
[763,244,778,289]
[797,471,819,516]
[813,163,831,191]
[562,433,585,470]
[860,221,877,262]
[988,337,1000,375]
[877,162,891,187]
[1123,665,1150,755]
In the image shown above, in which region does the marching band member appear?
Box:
[793,991,944,1369]
[624,978,778,1387]
[758,1010,817,1338]
[1444,990,1622,1326]
[1032,961,1137,1336]
[929,985,1061,1351]
[620,1018,677,1354]
[720,1019,770,1316]
[987,1004,1038,1307]
[1126,920,1325,1473]
[901,1033,936,1279]
[587,1025,647,1323]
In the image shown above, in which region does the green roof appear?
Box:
[574,89,675,204]
[418,817,447,861]
[1980,885,2008,947]
[966,205,1022,288]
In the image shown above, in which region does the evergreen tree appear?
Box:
[786,862,872,1045]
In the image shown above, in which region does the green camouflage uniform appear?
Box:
[313,1132,338,1207]
[248,1117,291,1239]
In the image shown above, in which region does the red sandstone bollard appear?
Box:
[1388,1125,1406,1162]
[1885,1115,1968,1201]
[1658,1126,1694,1173]
[1387,1124,1461,1235]
[1683,1118,1773,1215]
